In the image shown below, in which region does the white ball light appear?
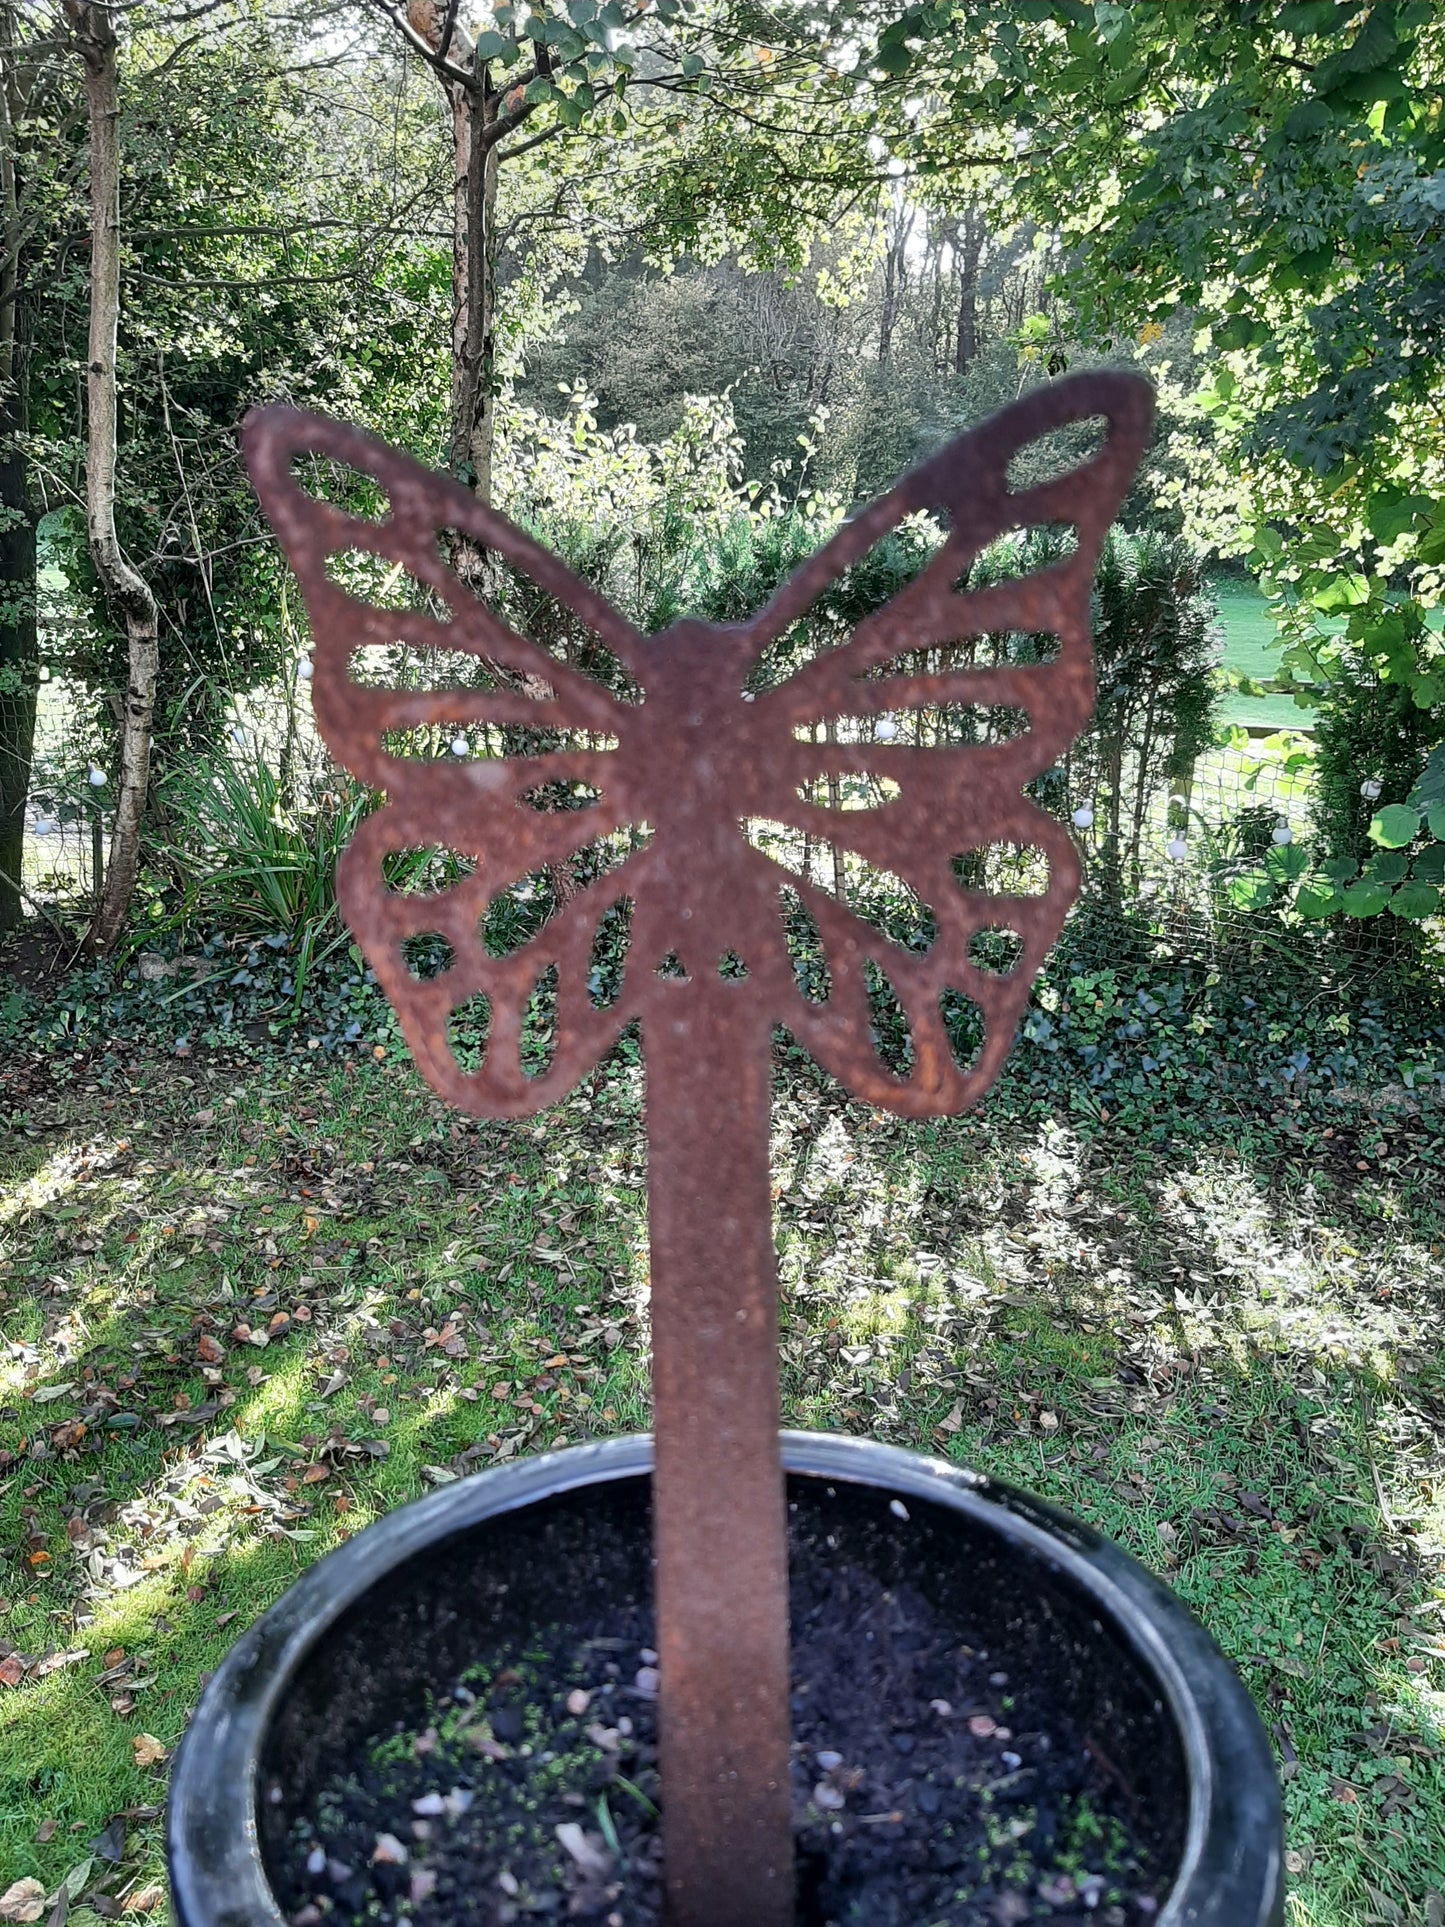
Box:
[450,735,469,757]
[297,657,314,683]
[1071,806,1094,829]
[1271,822,1293,846]
[87,765,106,787]
[874,715,897,741]
[1359,777,1382,800]
[1166,836,1187,862]
[33,817,53,837]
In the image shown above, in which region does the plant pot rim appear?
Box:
[166,1430,1282,1927]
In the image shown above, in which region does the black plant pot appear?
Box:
[167,1434,1282,1927]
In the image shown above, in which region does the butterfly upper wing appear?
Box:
[736,372,1154,1112]
[243,406,655,1115]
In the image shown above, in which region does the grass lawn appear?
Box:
[2,1038,1443,1927]
[1210,577,1319,737]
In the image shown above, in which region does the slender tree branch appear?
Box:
[434,0,459,64]
[494,118,565,164]
[364,0,474,88]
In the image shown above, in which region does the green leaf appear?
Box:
[1296,880,1343,919]
[1368,803,1421,848]
[1265,842,1309,884]
[61,1861,94,1904]
[1388,881,1441,920]
[1276,2,1346,34]
[474,29,512,56]
[1409,744,1445,815]
[1430,805,1445,841]
[1094,1,1131,42]
[680,52,704,77]
[1410,843,1445,884]
[1312,9,1401,96]
[1249,524,1284,561]
[1227,869,1277,912]
[1310,572,1369,614]
[1366,492,1431,545]
[1364,851,1410,884]
[1342,877,1392,917]
[522,75,556,102]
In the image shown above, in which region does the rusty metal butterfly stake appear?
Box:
[244,370,1152,1927]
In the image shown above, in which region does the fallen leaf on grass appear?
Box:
[90,1818,125,1863]
[131,1735,167,1769]
[0,1655,25,1687]
[0,1881,46,1923]
[121,1891,160,1915]
[58,1859,93,1903]
[34,1822,57,1845]
[196,1336,223,1365]
[301,1465,328,1485]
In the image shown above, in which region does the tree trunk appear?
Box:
[923,226,947,371]
[954,205,985,375]
[443,71,498,504]
[69,0,159,953]
[0,5,37,931]
[876,199,914,369]
[824,717,847,902]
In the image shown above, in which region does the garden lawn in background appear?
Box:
[1,1036,1443,1927]
[1210,575,1319,736]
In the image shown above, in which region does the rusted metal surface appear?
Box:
[244,369,1152,1927]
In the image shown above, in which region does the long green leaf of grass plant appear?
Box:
[153,752,371,1004]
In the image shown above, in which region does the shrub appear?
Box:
[1064,528,1221,902]
[152,753,369,999]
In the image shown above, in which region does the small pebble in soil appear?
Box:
[272,1565,1168,1926]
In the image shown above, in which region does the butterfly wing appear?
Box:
[243,406,655,1115]
[736,371,1153,1113]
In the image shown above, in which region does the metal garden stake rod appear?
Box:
[244,370,1152,1927]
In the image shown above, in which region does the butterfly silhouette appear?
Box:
[243,371,1152,1120]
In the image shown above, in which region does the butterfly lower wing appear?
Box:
[341,801,653,1116]
[744,799,1077,1114]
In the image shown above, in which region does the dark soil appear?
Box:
[269,1559,1167,1927]
[0,927,82,993]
